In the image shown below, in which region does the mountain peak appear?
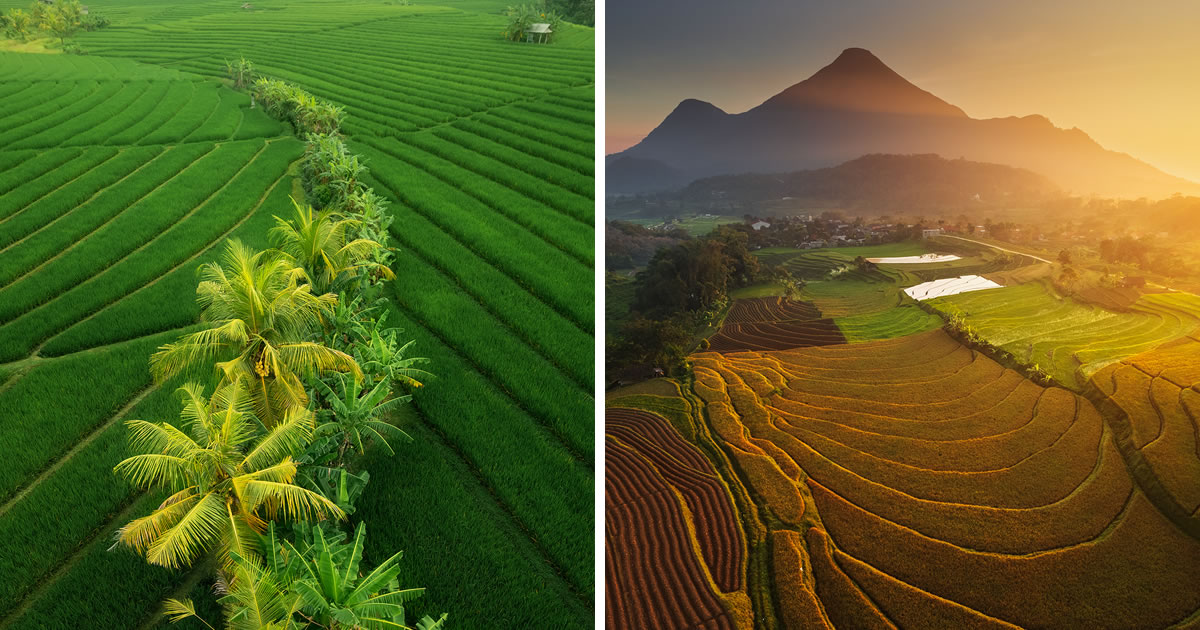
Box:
[825,47,890,73]
[658,98,727,126]
[755,47,967,118]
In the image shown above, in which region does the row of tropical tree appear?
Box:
[253,75,345,136]
[112,68,446,629]
[0,0,107,47]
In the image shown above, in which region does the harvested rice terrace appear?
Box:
[1092,332,1200,527]
[604,407,749,630]
[607,239,1200,628]
[687,329,1200,629]
[0,0,593,627]
[708,297,847,353]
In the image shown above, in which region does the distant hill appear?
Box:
[681,153,1060,211]
[609,48,1200,199]
[606,155,689,194]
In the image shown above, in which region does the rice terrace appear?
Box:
[606,235,1200,628]
[0,0,593,628]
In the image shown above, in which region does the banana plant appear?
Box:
[166,523,447,630]
[312,371,412,467]
[287,524,446,630]
[353,317,434,389]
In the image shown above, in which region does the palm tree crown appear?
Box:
[150,240,360,426]
[114,381,345,571]
[270,200,394,295]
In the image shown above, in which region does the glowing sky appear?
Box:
[606,0,1200,184]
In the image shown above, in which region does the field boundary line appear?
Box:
[3,140,269,336]
[806,474,1135,558]
[404,410,592,609]
[0,146,160,256]
[783,407,1115,515]
[390,217,592,392]
[0,490,151,629]
[177,80,225,143]
[35,166,292,358]
[832,545,1009,629]
[133,557,215,630]
[364,168,591,333]
[50,80,155,149]
[65,79,160,149]
[426,127,593,217]
[0,382,158,519]
[0,143,221,295]
[3,80,124,150]
[388,291,591,468]
[0,148,124,235]
[768,391,1082,477]
[0,80,100,136]
[0,323,194,370]
[131,80,198,147]
[937,235,1052,264]
[360,137,592,267]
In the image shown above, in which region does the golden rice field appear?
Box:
[688,329,1200,628]
[1092,331,1200,528]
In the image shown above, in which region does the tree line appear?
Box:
[1,0,108,49]
[608,226,760,377]
[111,64,447,629]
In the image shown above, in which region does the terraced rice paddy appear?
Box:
[707,297,846,352]
[1092,332,1200,524]
[605,408,750,630]
[0,1,593,627]
[610,237,1200,628]
[929,282,1200,388]
[689,329,1200,628]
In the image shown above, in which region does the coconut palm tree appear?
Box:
[114,380,345,572]
[270,200,395,295]
[150,240,360,426]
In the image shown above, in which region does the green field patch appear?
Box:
[929,282,1200,388]
[833,305,942,342]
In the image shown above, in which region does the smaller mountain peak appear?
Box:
[661,98,727,123]
[674,98,724,113]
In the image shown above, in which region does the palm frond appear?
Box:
[241,406,315,472]
[150,320,247,382]
[115,491,198,554]
[123,419,197,459]
[276,342,362,378]
[114,453,192,490]
[162,598,215,629]
[145,491,228,569]
[240,479,345,522]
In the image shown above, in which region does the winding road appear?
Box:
[938,235,1053,264]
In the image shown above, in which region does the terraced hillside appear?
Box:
[0,1,593,628]
[708,297,846,352]
[690,329,1200,628]
[1092,331,1200,526]
[605,407,751,630]
[929,282,1200,388]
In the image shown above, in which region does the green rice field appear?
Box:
[0,1,593,627]
[929,282,1200,388]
